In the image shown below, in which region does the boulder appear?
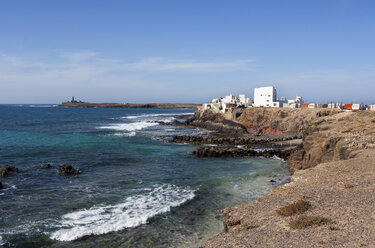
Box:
[0,165,18,177]
[42,163,51,169]
[0,169,7,177]
[59,165,81,175]
[2,165,18,172]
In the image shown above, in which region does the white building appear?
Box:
[203,93,252,113]
[327,102,341,109]
[284,96,304,108]
[308,103,317,108]
[253,86,282,107]
[222,94,237,104]
[352,104,363,110]
[238,94,252,107]
[370,105,375,111]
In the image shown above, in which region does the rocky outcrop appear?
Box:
[288,111,375,173]
[236,108,340,136]
[0,165,19,177]
[184,109,248,135]
[58,165,80,174]
[180,108,339,139]
[193,147,295,159]
[171,135,302,146]
[42,164,51,169]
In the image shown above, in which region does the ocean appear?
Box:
[0,105,288,247]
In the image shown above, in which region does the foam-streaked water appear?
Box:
[0,105,288,247]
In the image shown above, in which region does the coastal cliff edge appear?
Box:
[200,110,375,247]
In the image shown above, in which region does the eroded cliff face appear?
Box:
[187,107,340,137]
[236,108,339,136]
[288,111,375,173]
[185,108,248,135]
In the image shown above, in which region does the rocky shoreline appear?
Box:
[195,109,375,247]
[161,107,375,247]
[171,135,302,146]
[192,146,295,159]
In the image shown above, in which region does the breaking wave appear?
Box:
[50,184,195,241]
[120,113,194,119]
[111,132,136,137]
[99,121,158,132]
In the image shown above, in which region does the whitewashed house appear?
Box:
[327,102,341,109]
[238,94,252,107]
[284,96,304,108]
[352,104,363,110]
[308,103,317,108]
[203,93,252,113]
[253,86,281,107]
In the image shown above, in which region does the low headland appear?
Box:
[59,100,200,109]
[169,107,375,247]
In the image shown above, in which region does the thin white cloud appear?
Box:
[0,51,254,103]
[123,57,253,71]
[59,51,98,61]
[0,52,253,73]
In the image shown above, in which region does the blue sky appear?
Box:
[0,0,375,104]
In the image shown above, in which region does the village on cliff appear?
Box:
[203,86,375,118]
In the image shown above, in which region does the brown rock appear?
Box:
[58,165,80,175]
[0,165,18,177]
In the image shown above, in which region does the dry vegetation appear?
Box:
[341,183,354,189]
[277,199,311,216]
[288,216,333,229]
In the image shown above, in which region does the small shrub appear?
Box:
[342,183,354,189]
[289,216,333,229]
[277,199,311,216]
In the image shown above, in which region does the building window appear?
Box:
[266,100,269,102]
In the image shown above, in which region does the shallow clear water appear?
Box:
[0,105,288,247]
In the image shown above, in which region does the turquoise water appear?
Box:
[0,105,288,247]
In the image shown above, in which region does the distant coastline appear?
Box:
[59,101,200,109]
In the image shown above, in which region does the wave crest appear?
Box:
[99,122,158,132]
[50,184,195,241]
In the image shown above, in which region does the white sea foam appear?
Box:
[253,148,273,152]
[50,184,195,241]
[272,155,284,161]
[121,113,194,119]
[0,236,4,246]
[111,131,136,137]
[99,121,158,132]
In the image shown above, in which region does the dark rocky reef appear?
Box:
[58,165,81,175]
[0,165,19,177]
[171,135,302,146]
[193,147,295,159]
[42,163,51,169]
